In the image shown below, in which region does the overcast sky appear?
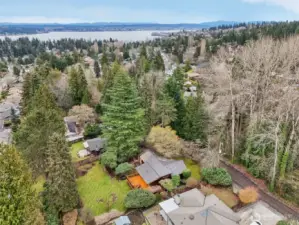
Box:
[0,0,298,23]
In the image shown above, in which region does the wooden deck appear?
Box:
[127,174,149,189]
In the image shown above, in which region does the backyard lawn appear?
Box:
[71,141,85,162]
[76,163,131,216]
[182,158,201,180]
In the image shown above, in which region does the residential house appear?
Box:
[63,116,83,143]
[159,188,241,225]
[238,201,284,225]
[183,81,198,98]
[114,216,131,225]
[84,56,95,67]
[0,127,12,144]
[136,151,186,185]
[0,102,19,121]
[83,137,106,153]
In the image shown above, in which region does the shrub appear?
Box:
[182,169,192,179]
[159,179,175,192]
[124,189,156,209]
[239,186,259,204]
[160,191,168,199]
[115,163,134,176]
[146,126,182,158]
[202,168,232,186]
[186,177,198,188]
[276,221,290,225]
[172,175,181,188]
[101,152,117,169]
[4,120,12,127]
[83,123,102,139]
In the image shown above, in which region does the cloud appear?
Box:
[0,16,87,24]
[242,0,299,13]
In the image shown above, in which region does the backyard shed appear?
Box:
[77,149,91,158]
[114,216,131,225]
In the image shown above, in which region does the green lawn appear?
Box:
[183,158,201,180]
[71,141,86,162]
[32,176,46,193]
[76,163,130,216]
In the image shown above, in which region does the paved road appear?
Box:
[220,161,299,220]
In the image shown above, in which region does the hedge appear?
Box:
[115,163,134,176]
[202,168,232,186]
[124,189,156,209]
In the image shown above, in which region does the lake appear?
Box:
[0,30,179,42]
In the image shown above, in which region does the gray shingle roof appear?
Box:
[85,138,106,151]
[163,189,241,225]
[136,162,162,184]
[0,102,19,120]
[66,121,77,133]
[136,151,186,184]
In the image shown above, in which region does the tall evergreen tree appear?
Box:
[0,144,45,225]
[101,72,145,168]
[101,52,109,67]
[69,67,81,104]
[164,68,186,136]
[15,85,65,176]
[21,72,41,115]
[69,66,89,105]
[94,61,101,78]
[101,61,121,106]
[140,45,148,59]
[181,96,208,142]
[155,93,177,127]
[153,51,165,71]
[81,89,91,105]
[43,133,79,215]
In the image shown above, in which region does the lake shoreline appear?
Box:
[0,30,180,42]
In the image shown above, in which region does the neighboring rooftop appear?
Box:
[0,128,12,144]
[0,102,17,120]
[83,137,106,151]
[238,201,284,225]
[160,188,241,225]
[136,151,186,184]
[114,216,131,225]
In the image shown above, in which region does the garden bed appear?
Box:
[127,210,146,225]
[177,158,201,180]
[76,163,130,216]
[200,184,239,208]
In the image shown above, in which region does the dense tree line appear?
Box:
[210,37,299,203]
[13,63,80,223]
[207,21,299,53]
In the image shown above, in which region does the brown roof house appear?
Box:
[136,151,186,185]
[159,188,241,225]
